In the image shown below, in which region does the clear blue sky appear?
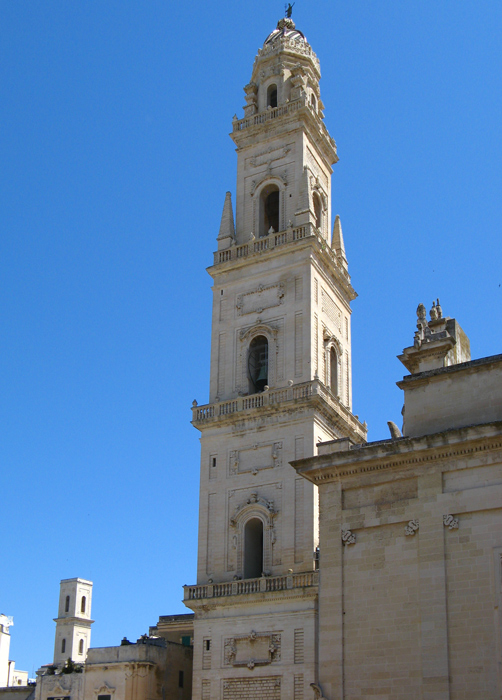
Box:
[1,0,501,677]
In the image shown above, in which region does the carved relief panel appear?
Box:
[224,630,281,669]
[236,283,285,317]
[229,441,282,476]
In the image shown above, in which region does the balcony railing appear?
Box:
[214,222,340,267]
[184,571,319,601]
[232,96,336,153]
[191,378,367,439]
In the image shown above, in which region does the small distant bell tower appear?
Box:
[53,578,93,665]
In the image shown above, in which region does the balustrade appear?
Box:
[215,222,338,267]
[184,571,318,601]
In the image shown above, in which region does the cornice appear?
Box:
[53,617,94,626]
[397,353,502,390]
[208,235,355,300]
[294,421,502,484]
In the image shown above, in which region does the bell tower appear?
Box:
[185,16,366,699]
[53,578,93,665]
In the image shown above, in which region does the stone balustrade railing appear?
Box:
[184,571,319,601]
[232,97,335,153]
[233,96,305,132]
[214,222,340,267]
[191,378,366,438]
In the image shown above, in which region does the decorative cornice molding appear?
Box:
[299,431,502,484]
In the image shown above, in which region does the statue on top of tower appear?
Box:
[285,2,295,18]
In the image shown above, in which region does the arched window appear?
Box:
[244,518,264,579]
[259,184,280,236]
[311,93,317,111]
[65,595,70,613]
[79,639,84,655]
[248,336,268,393]
[267,84,277,108]
[61,639,66,654]
[330,347,338,395]
[80,596,86,613]
[313,192,322,231]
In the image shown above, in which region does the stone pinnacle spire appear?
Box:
[217,191,235,244]
[332,215,347,268]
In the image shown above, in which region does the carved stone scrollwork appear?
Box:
[236,283,285,317]
[224,632,281,668]
[224,638,237,665]
[229,450,239,475]
[341,529,356,545]
[443,514,459,530]
[405,519,420,536]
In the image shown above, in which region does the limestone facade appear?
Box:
[294,304,502,700]
[185,15,366,700]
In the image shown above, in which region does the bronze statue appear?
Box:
[285,3,295,18]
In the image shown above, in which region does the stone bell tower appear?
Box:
[184,16,366,700]
[53,578,93,665]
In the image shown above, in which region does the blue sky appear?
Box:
[1,0,501,676]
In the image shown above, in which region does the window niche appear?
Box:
[323,332,342,399]
[313,191,322,231]
[81,596,86,614]
[244,518,264,579]
[248,335,268,393]
[229,494,278,579]
[259,184,280,236]
[267,83,278,109]
[330,347,338,395]
[79,639,84,655]
[64,596,70,613]
[239,323,279,396]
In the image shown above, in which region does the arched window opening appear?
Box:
[311,93,317,111]
[61,639,66,654]
[248,336,268,394]
[79,639,84,655]
[244,518,264,579]
[267,84,277,108]
[313,192,322,231]
[259,184,280,236]
[330,347,338,395]
[80,596,86,614]
[65,596,70,613]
